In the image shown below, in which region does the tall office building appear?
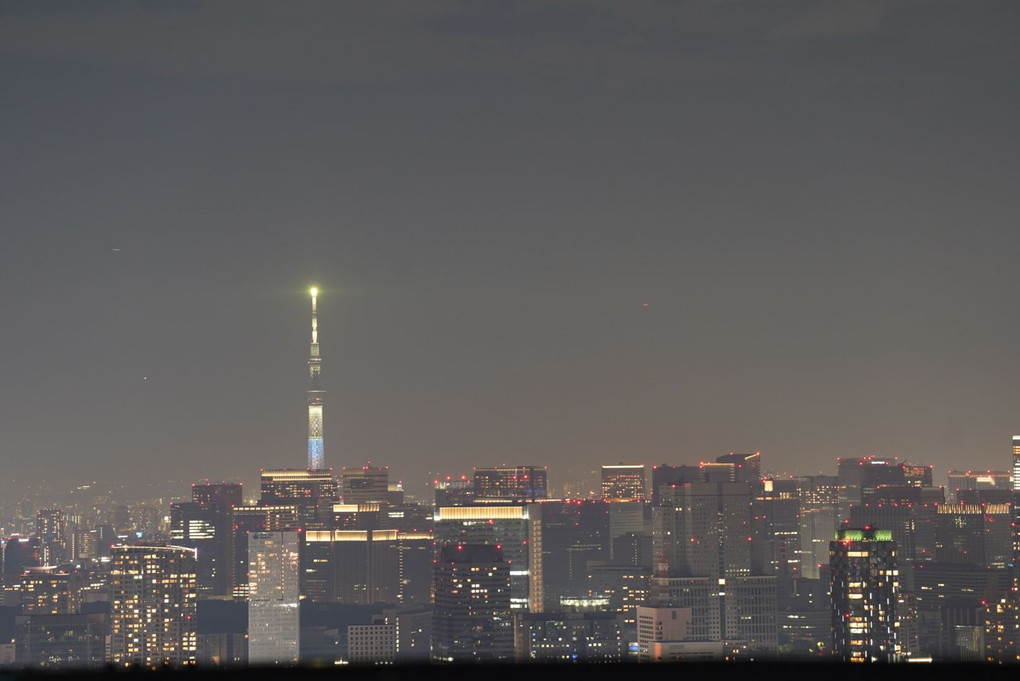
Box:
[307,287,325,471]
[170,501,233,597]
[301,527,400,605]
[830,527,900,663]
[651,464,703,506]
[340,464,392,505]
[798,474,840,580]
[601,464,646,501]
[109,545,198,669]
[247,531,300,666]
[948,470,1011,502]
[651,481,777,655]
[192,482,243,507]
[837,457,906,522]
[259,468,338,528]
[1012,436,1020,492]
[473,466,548,502]
[707,452,762,484]
[933,503,1014,568]
[432,544,514,663]
[434,502,543,612]
[539,499,610,611]
[229,504,300,599]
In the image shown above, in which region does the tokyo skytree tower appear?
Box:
[307,287,325,470]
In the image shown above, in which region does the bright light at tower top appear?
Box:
[310,287,318,297]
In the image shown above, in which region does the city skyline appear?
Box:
[2,2,1019,499]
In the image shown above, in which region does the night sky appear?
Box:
[2,1,1019,500]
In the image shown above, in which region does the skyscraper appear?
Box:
[829,527,900,663]
[473,466,548,502]
[307,286,325,471]
[601,464,646,501]
[109,545,198,669]
[247,531,301,666]
[431,544,514,663]
[1012,436,1020,492]
[434,503,543,612]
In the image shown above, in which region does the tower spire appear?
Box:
[307,287,325,470]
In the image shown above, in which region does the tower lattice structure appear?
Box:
[307,287,325,471]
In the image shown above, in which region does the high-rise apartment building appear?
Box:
[829,527,900,663]
[247,531,300,666]
[17,567,77,614]
[35,508,65,565]
[109,544,198,669]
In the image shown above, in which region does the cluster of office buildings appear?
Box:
[3,290,1020,668]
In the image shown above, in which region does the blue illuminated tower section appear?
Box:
[307,287,325,471]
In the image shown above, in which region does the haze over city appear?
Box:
[2,1,1019,501]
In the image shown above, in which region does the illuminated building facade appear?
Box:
[434,502,543,612]
[432,544,514,663]
[18,567,77,614]
[229,504,299,599]
[35,508,66,565]
[301,528,400,605]
[247,531,300,666]
[109,544,198,669]
[1013,436,1020,492]
[307,287,325,471]
[601,464,647,501]
[829,527,900,663]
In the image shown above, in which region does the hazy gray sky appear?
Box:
[2,1,1018,499]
